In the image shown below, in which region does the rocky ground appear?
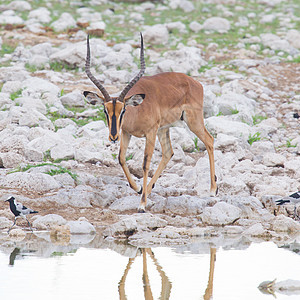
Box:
[0,0,299,245]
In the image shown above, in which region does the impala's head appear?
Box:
[84,33,146,143]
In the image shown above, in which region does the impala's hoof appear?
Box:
[138,204,146,213]
[210,186,218,196]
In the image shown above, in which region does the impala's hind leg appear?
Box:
[185,110,218,196]
[147,127,173,194]
[138,129,157,213]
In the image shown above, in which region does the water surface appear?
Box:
[0,232,300,300]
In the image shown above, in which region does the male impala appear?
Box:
[84,34,217,213]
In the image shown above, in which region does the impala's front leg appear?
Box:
[138,130,156,213]
[119,131,141,193]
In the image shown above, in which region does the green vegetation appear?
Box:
[285,139,297,148]
[10,89,23,101]
[47,105,107,128]
[49,62,78,72]
[9,162,78,181]
[0,43,16,57]
[248,132,261,145]
[193,137,200,151]
[45,167,78,181]
[126,154,134,161]
[231,108,239,115]
[253,115,267,125]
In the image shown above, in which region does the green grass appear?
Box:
[49,62,79,72]
[47,105,106,128]
[193,137,200,151]
[248,132,261,145]
[126,154,134,161]
[289,55,300,63]
[10,89,23,100]
[285,139,297,148]
[231,108,239,115]
[45,167,78,181]
[0,43,16,57]
[253,115,267,125]
[9,162,78,181]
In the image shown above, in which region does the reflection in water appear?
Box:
[9,247,20,266]
[119,247,217,300]
[119,248,172,300]
[1,231,300,299]
[204,248,216,300]
[258,278,277,297]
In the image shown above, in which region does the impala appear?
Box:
[84,33,217,213]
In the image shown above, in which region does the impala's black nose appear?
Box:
[110,136,119,143]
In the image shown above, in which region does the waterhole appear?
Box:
[0,232,300,300]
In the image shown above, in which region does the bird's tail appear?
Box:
[275,199,290,205]
[30,210,38,214]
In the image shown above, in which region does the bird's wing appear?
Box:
[275,199,290,205]
[290,191,300,199]
[15,202,26,213]
[15,202,35,214]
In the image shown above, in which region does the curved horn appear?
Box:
[118,32,145,102]
[85,35,111,102]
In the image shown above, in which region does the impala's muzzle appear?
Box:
[110,135,119,143]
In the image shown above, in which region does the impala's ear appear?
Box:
[125,94,145,107]
[83,91,105,105]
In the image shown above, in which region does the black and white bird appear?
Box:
[276,191,300,220]
[5,196,38,233]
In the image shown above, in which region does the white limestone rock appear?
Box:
[52,186,98,208]
[202,17,231,33]
[50,42,87,68]
[260,33,293,52]
[286,30,300,49]
[0,11,23,25]
[144,24,169,45]
[33,214,67,230]
[243,223,266,236]
[109,196,153,212]
[6,1,31,11]
[51,12,76,32]
[103,213,167,238]
[28,7,51,23]
[0,173,61,194]
[151,195,215,215]
[21,77,60,97]
[0,217,13,229]
[201,202,242,225]
[0,152,24,168]
[216,92,257,120]
[262,153,286,167]
[1,80,23,94]
[205,116,253,140]
[272,215,300,233]
[50,143,74,161]
[66,220,96,234]
[189,21,202,33]
[60,90,86,107]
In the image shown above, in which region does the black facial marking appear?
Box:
[104,107,109,126]
[119,108,126,125]
[111,114,117,137]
